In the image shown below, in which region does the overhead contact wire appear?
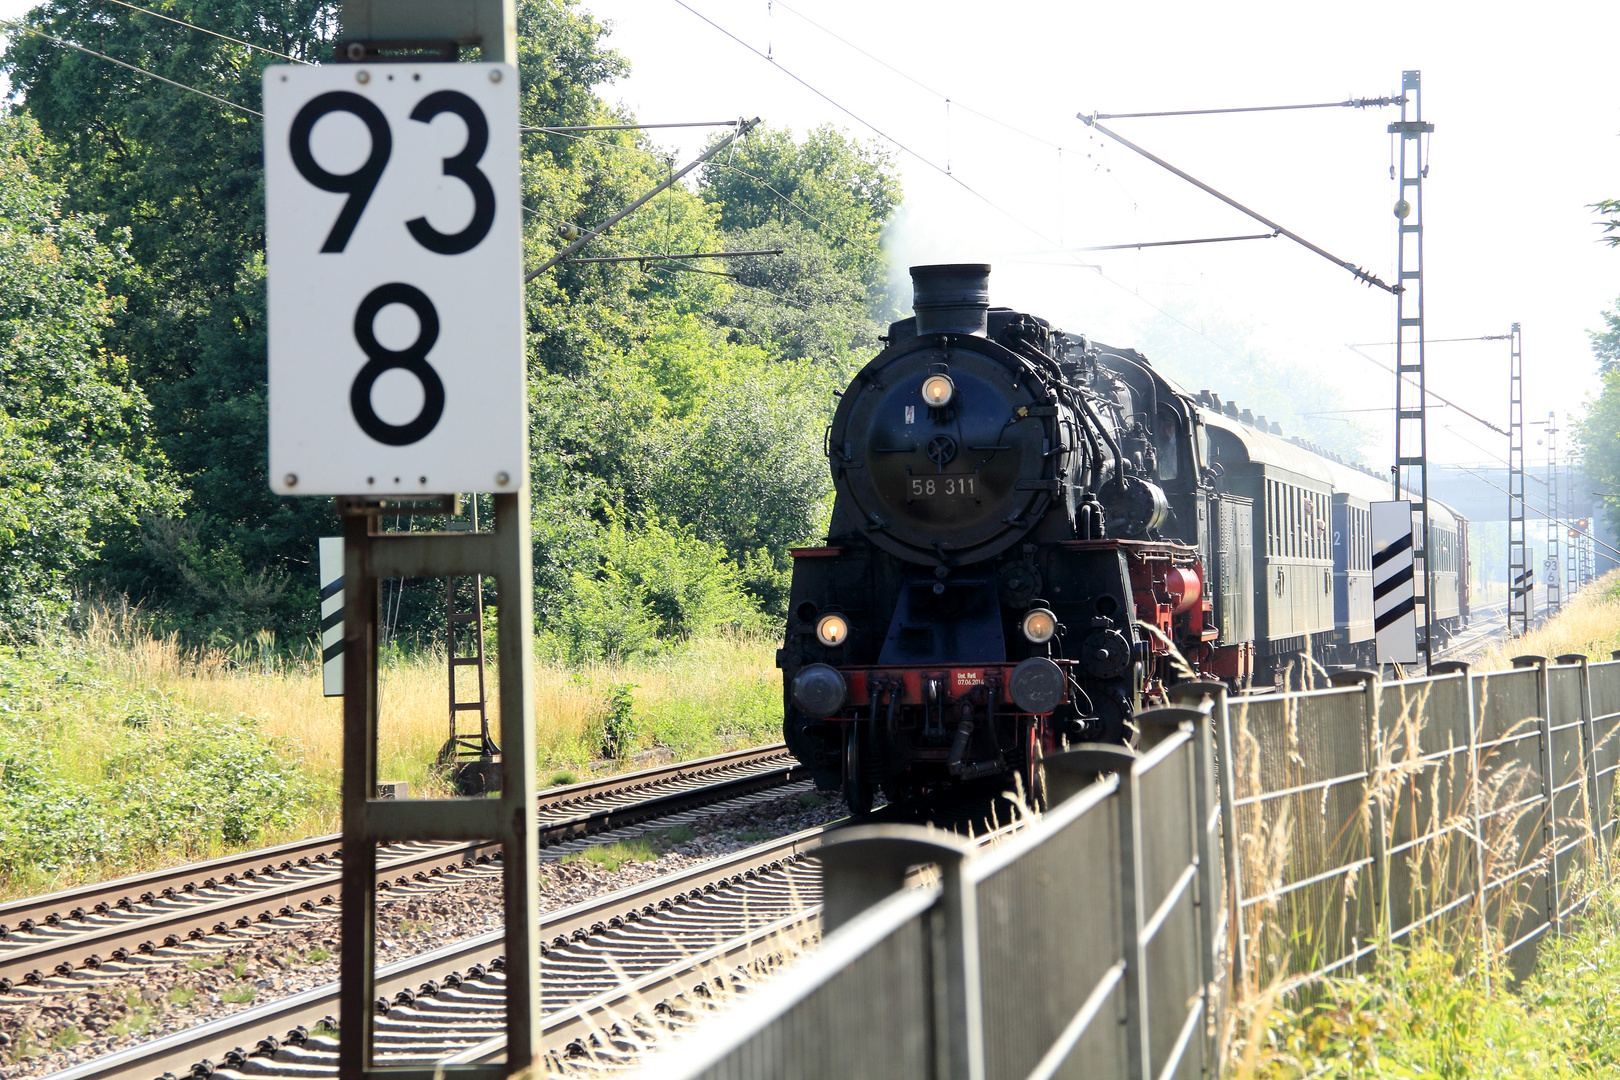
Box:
[668,2,1281,371]
[96,0,310,63]
[1,18,262,115]
[1079,115,1395,293]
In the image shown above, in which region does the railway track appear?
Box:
[35,792,1025,1079]
[0,744,802,996]
[1434,598,1509,661]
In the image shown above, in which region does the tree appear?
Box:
[1590,293,1620,375]
[699,124,901,312]
[1576,295,1620,540]
[1595,199,1620,248]
[0,114,177,630]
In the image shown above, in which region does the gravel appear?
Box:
[0,785,848,1077]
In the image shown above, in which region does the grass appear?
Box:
[1474,568,1620,670]
[169,986,196,1007]
[561,827,693,873]
[0,603,783,899]
[306,946,331,964]
[1235,883,1620,1078]
[1225,573,1620,1076]
[221,983,255,1004]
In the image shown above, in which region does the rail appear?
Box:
[1,744,799,992]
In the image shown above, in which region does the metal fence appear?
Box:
[654,656,1620,1080]
[656,706,1225,1080]
[1224,655,1620,989]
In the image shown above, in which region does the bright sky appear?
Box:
[0,0,1615,474]
[585,0,1620,471]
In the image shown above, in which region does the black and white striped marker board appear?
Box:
[1372,501,1418,665]
[319,537,343,697]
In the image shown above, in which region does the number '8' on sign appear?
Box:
[263,63,525,497]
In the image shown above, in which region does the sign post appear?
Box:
[264,0,538,1074]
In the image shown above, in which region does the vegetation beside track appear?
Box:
[1232,884,1620,1078]
[1232,579,1620,1076]
[0,605,780,899]
[1473,568,1620,670]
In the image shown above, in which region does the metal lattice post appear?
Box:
[1508,325,1530,636]
[1548,414,1561,617]
[1566,457,1578,598]
[1390,70,1436,670]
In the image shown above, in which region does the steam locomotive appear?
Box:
[779,264,1469,812]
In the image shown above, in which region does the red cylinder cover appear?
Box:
[1164,567,1202,614]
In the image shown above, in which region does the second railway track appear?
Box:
[0,744,802,995]
[37,791,1026,1080]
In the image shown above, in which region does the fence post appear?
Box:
[817,825,981,1080]
[1556,653,1605,875]
[1046,745,1147,1080]
[1330,669,1388,952]
[1167,682,1226,1077]
[1512,655,1559,936]
[1198,683,1247,993]
[1432,660,1489,990]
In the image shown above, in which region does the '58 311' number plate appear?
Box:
[908,477,977,497]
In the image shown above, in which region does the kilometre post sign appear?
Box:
[263,62,523,496]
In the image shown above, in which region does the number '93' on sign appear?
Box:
[262,62,526,498]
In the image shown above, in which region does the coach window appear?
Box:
[1291,487,1300,559]
[1268,481,1279,556]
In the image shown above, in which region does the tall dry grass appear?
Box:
[1474,569,1620,671]
[1222,631,1620,1075]
[73,602,783,785]
[0,604,781,897]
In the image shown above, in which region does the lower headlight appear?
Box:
[816,612,850,647]
[791,663,847,719]
[1021,608,1058,643]
[1009,657,1066,715]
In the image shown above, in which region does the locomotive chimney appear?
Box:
[910,263,991,336]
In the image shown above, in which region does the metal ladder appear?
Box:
[442,501,500,794]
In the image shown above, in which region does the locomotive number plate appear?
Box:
[907,476,977,498]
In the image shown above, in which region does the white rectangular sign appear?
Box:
[264,62,525,496]
[1372,500,1419,665]
[318,536,344,696]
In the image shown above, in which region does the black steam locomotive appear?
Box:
[779,264,1468,812]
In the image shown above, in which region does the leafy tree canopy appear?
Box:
[0,0,904,655]
[0,113,178,629]
[1576,294,1620,540]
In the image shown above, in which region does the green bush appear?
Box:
[598,682,638,759]
[547,515,767,663]
[0,647,312,878]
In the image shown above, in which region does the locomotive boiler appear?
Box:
[779,265,1233,812]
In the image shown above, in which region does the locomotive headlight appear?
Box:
[816,612,850,648]
[1021,608,1058,644]
[920,374,955,408]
